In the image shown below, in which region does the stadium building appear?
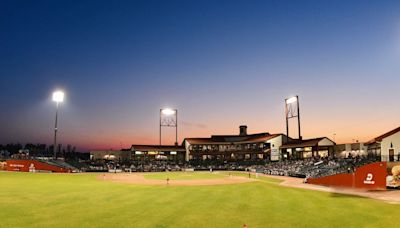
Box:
[366,126,400,162]
[90,145,186,162]
[183,125,290,162]
[90,125,338,162]
[129,145,186,162]
[280,137,336,159]
[90,150,131,161]
[333,142,368,158]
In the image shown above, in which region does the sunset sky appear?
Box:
[1,0,400,151]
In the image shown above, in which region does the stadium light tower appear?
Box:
[52,90,64,159]
[160,108,178,146]
[285,95,301,140]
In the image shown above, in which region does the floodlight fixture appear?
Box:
[285,96,297,104]
[52,91,64,103]
[161,108,176,115]
[285,95,301,141]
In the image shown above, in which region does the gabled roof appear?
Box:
[130,145,186,151]
[280,137,335,149]
[210,132,269,141]
[366,126,400,145]
[184,133,284,145]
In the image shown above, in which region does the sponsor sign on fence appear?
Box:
[307,162,387,190]
[6,160,72,173]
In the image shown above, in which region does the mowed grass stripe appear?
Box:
[0,172,398,228]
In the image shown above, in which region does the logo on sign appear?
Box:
[29,163,36,172]
[363,173,375,185]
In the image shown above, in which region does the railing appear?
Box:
[380,155,400,162]
[189,149,265,153]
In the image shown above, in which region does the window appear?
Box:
[303,152,312,158]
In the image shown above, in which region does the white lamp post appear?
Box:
[160,108,178,145]
[52,90,64,159]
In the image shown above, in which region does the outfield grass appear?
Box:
[0,171,398,228]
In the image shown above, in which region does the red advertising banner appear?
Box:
[307,162,387,190]
[307,173,354,188]
[354,162,386,190]
[6,159,72,173]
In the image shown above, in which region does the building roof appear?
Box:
[366,126,400,145]
[280,137,335,149]
[130,145,186,151]
[184,133,283,145]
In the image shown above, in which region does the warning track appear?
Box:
[265,174,400,204]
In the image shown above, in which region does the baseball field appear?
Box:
[0,171,398,227]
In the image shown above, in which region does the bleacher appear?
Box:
[82,155,380,178]
[37,159,79,172]
[257,156,380,178]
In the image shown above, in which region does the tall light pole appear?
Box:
[285,95,301,140]
[52,91,64,159]
[160,108,178,146]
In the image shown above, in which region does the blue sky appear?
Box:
[1,0,400,150]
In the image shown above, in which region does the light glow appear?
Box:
[286,96,297,104]
[104,154,115,159]
[52,91,64,103]
[161,108,176,115]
